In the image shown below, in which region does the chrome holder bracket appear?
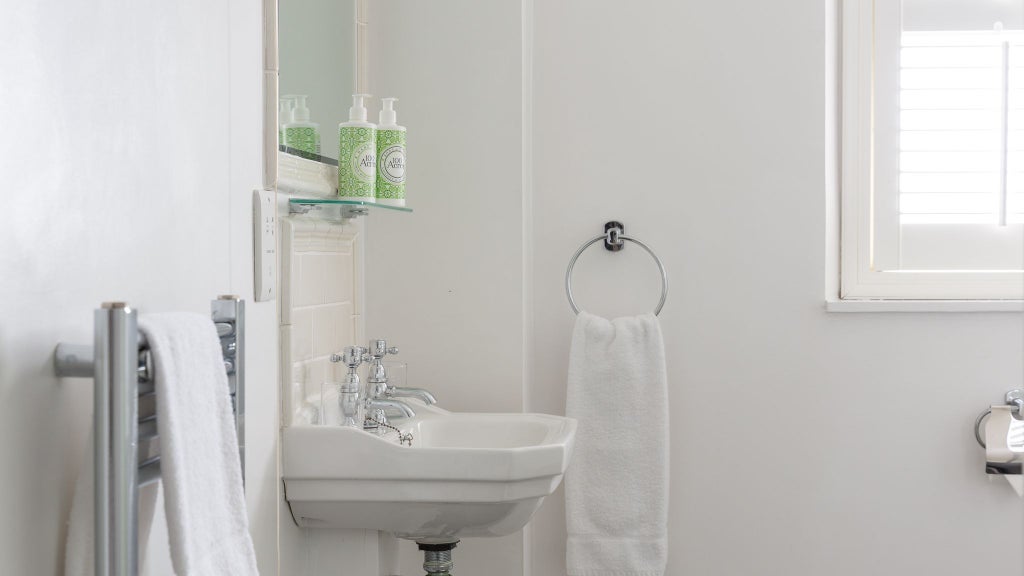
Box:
[288,202,370,219]
[288,203,317,215]
[344,205,370,218]
[604,221,625,251]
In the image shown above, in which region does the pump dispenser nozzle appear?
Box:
[292,95,311,122]
[349,94,372,122]
[379,98,398,125]
[279,95,296,124]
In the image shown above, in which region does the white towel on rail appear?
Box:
[565,311,669,576]
[64,312,256,576]
[141,312,257,576]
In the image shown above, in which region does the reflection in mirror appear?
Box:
[279,0,357,163]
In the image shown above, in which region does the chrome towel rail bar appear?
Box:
[54,341,152,382]
[565,221,668,316]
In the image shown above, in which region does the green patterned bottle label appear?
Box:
[339,126,376,198]
[376,129,406,200]
[284,126,320,155]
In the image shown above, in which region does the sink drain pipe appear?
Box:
[418,541,459,575]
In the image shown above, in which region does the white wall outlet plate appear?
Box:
[253,189,276,302]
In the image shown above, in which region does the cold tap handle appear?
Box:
[368,339,398,359]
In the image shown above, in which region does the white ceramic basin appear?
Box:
[282,403,576,541]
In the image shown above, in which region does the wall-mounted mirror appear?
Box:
[270,0,366,196]
[279,0,357,163]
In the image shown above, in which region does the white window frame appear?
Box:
[840,0,1024,301]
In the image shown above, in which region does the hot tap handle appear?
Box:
[331,346,368,368]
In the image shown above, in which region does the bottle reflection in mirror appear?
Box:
[279,95,296,147]
[283,95,321,155]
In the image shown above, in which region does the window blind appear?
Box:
[899,30,1024,225]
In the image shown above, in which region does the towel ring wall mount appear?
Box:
[565,221,668,316]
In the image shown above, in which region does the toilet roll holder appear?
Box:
[974,389,1023,449]
[974,389,1024,476]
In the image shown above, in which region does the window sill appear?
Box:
[826,299,1024,313]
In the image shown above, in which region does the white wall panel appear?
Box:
[366,1,527,574]
[529,2,1024,575]
[362,2,1024,575]
[0,1,275,573]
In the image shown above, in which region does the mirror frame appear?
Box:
[262,0,368,190]
[262,0,277,190]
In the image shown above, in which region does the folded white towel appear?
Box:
[63,313,257,576]
[565,311,669,576]
[140,312,258,576]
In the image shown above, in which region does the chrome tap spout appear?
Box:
[366,398,416,419]
[388,387,437,405]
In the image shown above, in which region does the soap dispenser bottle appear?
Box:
[283,95,321,156]
[278,95,296,148]
[338,94,376,201]
[375,98,406,206]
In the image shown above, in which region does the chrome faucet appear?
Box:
[366,339,438,406]
[361,339,417,432]
[331,346,366,428]
[365,398,415,421]
[331,339,435,433]
[388,386,437,405]
[365,339,398,401]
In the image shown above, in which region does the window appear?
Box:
[841,0,1024,300]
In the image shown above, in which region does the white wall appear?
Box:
[366,1,1024,576]
[528,2,1024,575]
[0,1,277,574]
[365,2,527,574]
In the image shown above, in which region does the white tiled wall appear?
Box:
[280,216,364,426]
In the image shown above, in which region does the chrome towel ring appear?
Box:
[565,221,668,316]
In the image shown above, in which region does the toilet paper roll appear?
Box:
[984,405,1024,495]
[1005,475,1023,496]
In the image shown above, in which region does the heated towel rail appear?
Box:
[54,296,244,576]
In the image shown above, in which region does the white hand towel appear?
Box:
[64,312,257,576]
[141,312,258,576]
[565,311,669,576]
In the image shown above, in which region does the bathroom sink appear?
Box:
[282,403,576,541]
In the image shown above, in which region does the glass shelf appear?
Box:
[288,198,412,218]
